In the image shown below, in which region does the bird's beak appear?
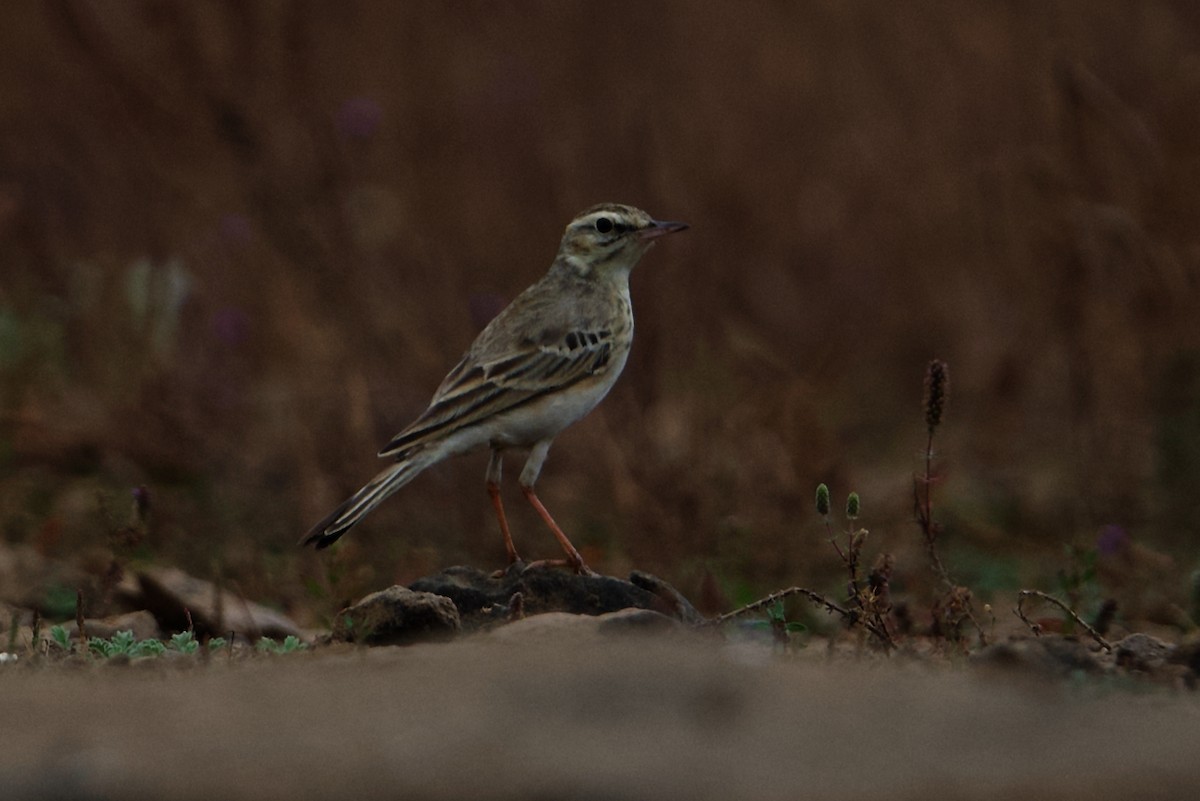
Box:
[638,219,689,240]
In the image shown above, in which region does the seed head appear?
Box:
[924,359,949,432]
[846,492,860,519]
[815,483,831,517]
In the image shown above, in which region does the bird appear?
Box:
[301,203,688,575]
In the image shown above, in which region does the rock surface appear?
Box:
[408,565,697,630]
[136,567,301,640]
[331,586,461,645]
[1114,632,1175,672]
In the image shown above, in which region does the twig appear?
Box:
[75,588,88,656]
[914,360,987,648]
[711,586,894,649]
[915,448,954,590]
[7,613,19,655]
[917,360,956,590]
[1013,589,1112,652]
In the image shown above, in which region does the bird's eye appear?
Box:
[594,217,613,234]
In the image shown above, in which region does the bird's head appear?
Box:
[556,203,688,280]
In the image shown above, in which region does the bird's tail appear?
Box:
[300,450,436,549]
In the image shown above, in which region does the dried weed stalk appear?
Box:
[715,484,896,650]
[713,585,893,646]
[1014,589,1113,652]
[914,360,987,647]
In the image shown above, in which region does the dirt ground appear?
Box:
[2,623,1198,801]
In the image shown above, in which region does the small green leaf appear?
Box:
[169,631,199,654]
[49,625,72,651]
[279,635,307,653]
[132,639,166,657]
[110,630,137,654]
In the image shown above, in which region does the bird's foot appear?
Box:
[521,557,598,578]
[491,557,527,579]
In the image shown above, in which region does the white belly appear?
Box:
[487,346,629,447]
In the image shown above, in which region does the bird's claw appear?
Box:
[520,558,597,577]
[491,558,527,579]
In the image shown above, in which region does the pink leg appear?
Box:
[521,485,595,576]
[488,480,521,566]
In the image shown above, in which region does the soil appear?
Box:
[2,624,1198,801]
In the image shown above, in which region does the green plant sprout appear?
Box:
[169,631,199,654]
[256,635,307,654]
[43,628,304,660]
[712,486,893,650]
[819,485,894,648]
[89,630,166,658]
[48,624,72,652]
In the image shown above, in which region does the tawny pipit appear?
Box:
[302,204,687,574]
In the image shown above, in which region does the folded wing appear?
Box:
[378,327,615,458]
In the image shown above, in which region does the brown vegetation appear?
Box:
[2,3,1199,632]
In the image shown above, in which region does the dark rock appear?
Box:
[136,567,301,640]
[408,566,507,625]
[331,586,460,646]
[630,570,706,625]
[1114,633,1175,672]
[408,565,693,630]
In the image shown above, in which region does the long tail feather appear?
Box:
[300,452,435,549]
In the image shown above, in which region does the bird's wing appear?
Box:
[378,326,617,458]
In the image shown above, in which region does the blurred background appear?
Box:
[2,1,1198,628]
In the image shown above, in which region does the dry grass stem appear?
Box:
[711,586,895,649]
[1013,589,1113,652]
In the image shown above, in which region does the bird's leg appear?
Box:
[517,440,595,576]
[520,485,595,576]
[488,483,521,566]
[486,450,521,568]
